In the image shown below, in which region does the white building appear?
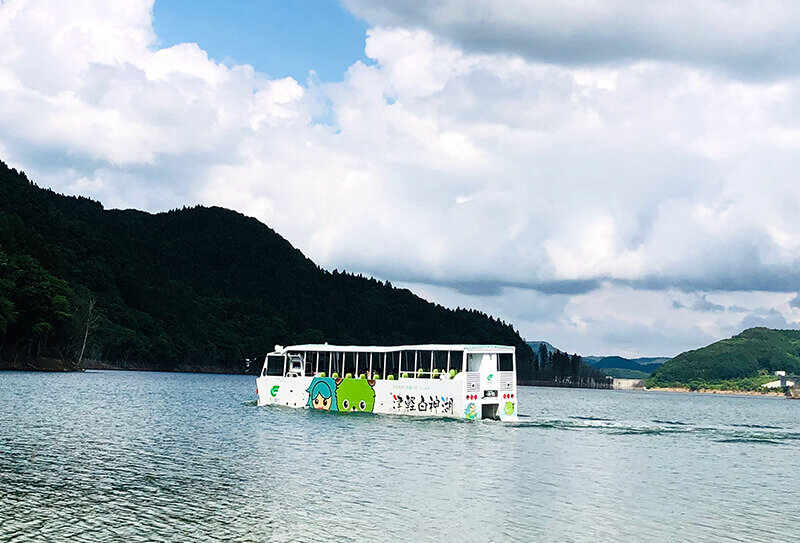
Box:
[762,371,796,389]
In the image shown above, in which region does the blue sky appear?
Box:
[153,0,369,81]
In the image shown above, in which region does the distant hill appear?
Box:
[591,356,667,373]
[648,327,800,389]
[523,340,610,385]
[601,367,651,379]
[0,159,534,375]
[526,341,557,355]
[526,341,665,378]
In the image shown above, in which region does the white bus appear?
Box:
[256,344,518,421]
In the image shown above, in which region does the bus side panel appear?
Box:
[258,374,492,420]
[497,370,518,421]
[257,376,311,408]
[373,378,463,418]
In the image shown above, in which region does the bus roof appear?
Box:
[277,344,516,353]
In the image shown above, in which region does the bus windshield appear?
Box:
[265,355,284,376]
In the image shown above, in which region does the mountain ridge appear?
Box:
[648,327,800,389]
[590,356,667,373]
[527,341,667,374]
[0,160,534,375]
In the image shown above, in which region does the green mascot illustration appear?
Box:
[335,378,376,412]
[504,401,515,416]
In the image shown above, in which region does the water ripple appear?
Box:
[0,372,797,542]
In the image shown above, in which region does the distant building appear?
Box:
[612,378,645,390]
[762,371,796,389]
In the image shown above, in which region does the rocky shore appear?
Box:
[0,357,82,372]
[646,386,784,397]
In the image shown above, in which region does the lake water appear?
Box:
[1,371,797,542]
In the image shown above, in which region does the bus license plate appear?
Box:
[484,390,498,398]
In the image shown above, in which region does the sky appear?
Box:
[152,0,370,82]
[1,0,800,357]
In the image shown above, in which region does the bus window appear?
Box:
[344,352,356,377]
[433,351,448,372]
[449,351,464,372]
[467,353,482,372]
[357,352,369,376]
[300,352,313,375]
[265,355,284,376]
[371,353,385,378]
[287,354,304,376]
[386,352,400,378]
[318,352,330,374]
[498,353,514,372]
[417,351,432,374]
[401,351,414,375]
[331,352,342,376]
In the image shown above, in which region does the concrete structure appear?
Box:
[762,371,797,389]
[612,378,645,390]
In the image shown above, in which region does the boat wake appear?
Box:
[505,417,799,444]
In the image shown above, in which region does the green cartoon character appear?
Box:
[504,402,515,416]
[306,377,338,411]
[335,378,376,412]
[464,402,477,420]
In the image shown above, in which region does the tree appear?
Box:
[0,251,71,359]
[570,353,581,378]
[76,297,97,369]
[0,247,15,335]
[538,343,549,378]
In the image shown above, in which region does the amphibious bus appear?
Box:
[256,344,519,421]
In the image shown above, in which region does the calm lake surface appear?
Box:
[1,371,797,542]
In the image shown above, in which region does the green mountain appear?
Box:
[601,367,651,379]
[648,327,800,388]
[591,356,666,373]
[529,343,665,380]
[0,160,533,375]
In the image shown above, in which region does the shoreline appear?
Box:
[645,386,785,397]
[0,366,790,397]
[1,357,252,375]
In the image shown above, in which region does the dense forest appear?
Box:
[526,342,610,386]
[0,160,534,375]
[647,327,800,390]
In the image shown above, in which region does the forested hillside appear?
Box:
[525,341,610,386]
[648,327,800,390]
[525,342,664,382]
[0,160,533,375]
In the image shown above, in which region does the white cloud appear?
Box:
[344,0,800,78]
[1,0,800,355]
[400,282,799,357]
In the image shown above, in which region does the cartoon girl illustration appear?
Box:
[464,403,477,420]
[306,377,338,411]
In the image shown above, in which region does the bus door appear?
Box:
[466,352,500,420]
